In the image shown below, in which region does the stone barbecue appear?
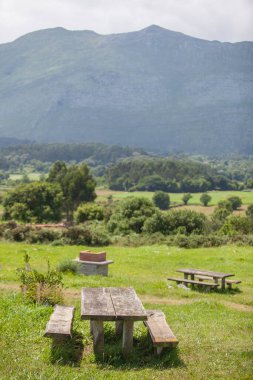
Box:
[74,250,113,276]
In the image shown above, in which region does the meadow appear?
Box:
[0,242,253,379]
[96,189,253,206]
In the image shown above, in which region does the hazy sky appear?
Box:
[0,0,253,44]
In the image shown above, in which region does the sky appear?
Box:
[0,0,253,44]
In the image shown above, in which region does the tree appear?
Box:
[3,182,63,223]
[200,193,212,206]
[227,196,242,210]
[182,193,192,205]
[153,191,170,210]
[48,161,96,220]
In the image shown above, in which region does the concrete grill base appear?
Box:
[74,259,113,276]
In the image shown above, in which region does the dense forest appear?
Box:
[106,157,252,192]
[0,143,253,191]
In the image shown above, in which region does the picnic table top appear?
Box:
[176,268,234,279]
[81,287,147,321]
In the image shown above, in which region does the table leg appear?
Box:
[221,278,226,290]
[116,320,123,335]
[190,274,194,281]
[122,320,134,356]
[213,277,219,289]
[92,320,104,355]
[90,320,94,336]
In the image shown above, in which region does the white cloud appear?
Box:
[0,0,252,43]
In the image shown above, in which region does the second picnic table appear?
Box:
[177,268,234,290]
[81,287,147,356]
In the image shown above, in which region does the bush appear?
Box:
[200,193,212,206]
[74,203,104,223]
[107,197,156,234]
[88,223,111,246]
[220,215,251,236]
[57,259,78,273]
[17,254,63,305]
[227,196,242,210]
[144,209,207,235]
[27,228,61,244]
[182,193,192,205]
[4,225,32,242]
[174,234,228,248]
[62,226,92,245]
[153,191,170,210]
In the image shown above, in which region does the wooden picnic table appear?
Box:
[176,268,234,290]
[81,287,147,356]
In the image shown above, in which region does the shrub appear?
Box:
[153,191,170,210]
[144,209,207,235]
[182,193,192,205]
[62,226,92,245]
[17,254,63,305]
[246,204,253,219]
[57,259,78,273]
[88,223,111,246]
[220,215,251,236]
[227,196,242,210]
[107,197,156,234]
[174,234,227,248]
[4,225,32,242]
[27,228,61,244]
[74,203,104,223]
[200,193,212,206]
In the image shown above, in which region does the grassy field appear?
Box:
[0,242,253,379]
[96,189,253,206]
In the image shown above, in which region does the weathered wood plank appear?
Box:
[110,287,147,321]
[144,310,178,348]
[168,277,219,287]
[92,320,104,354]
[44,305,75,338]
[81,287,116,320]
[122,320,134,356]
[177,268,234,278]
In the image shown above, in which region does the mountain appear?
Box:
[0,25,252,154]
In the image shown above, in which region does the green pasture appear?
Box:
[100,190,253,206]
[0,243,253,379]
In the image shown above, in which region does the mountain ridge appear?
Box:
[0,25,252,154]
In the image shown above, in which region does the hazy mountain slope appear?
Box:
[0,25,252,154]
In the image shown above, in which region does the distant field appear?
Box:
[9,172,42,181]
[0,242,252,379]
[96,189,253,206]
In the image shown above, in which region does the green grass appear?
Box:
[0,243,253,379]
[98,190,253,206]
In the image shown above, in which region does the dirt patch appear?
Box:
[222,301,253,313]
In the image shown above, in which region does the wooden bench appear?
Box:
[44,305,75,340]
[226,279,241,289]
[144,310,178,355]
[168,277,219,289]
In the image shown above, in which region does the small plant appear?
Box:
[57,259,78,273]
[16,254,63,305]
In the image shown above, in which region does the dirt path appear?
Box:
[1,283,252,313]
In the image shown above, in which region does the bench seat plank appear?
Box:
[226,280,241,284]
[144,310,178,351]
[168,277,219,287]
[44,305,75,338]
